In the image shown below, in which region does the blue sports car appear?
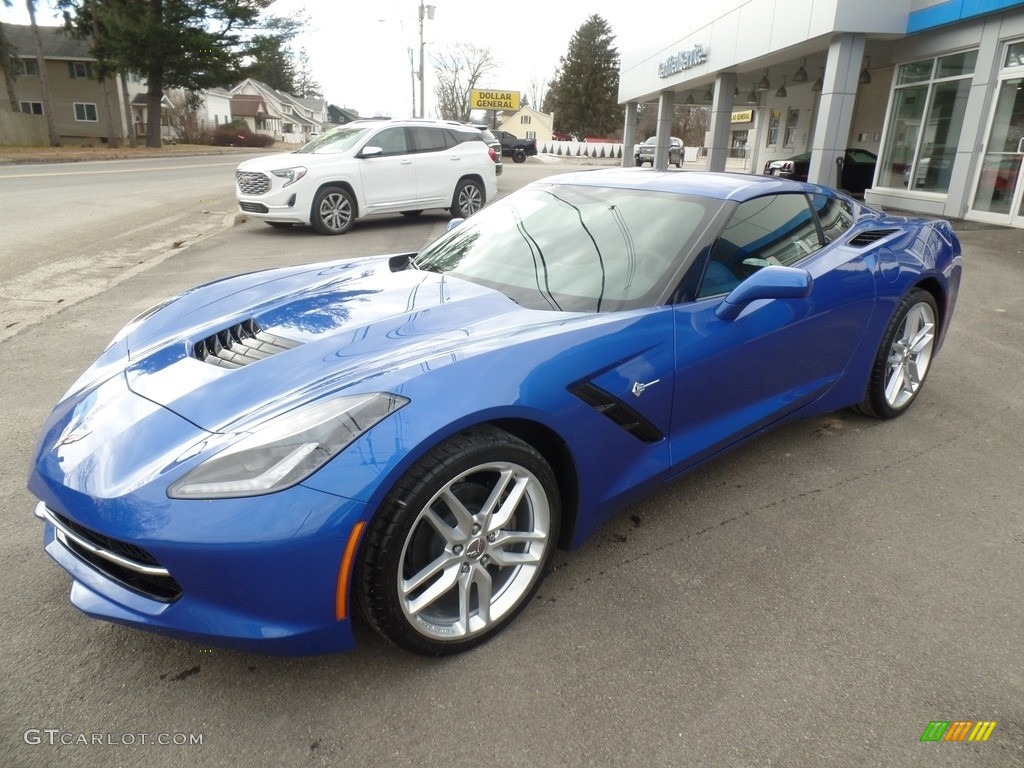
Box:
[28,169,962,656]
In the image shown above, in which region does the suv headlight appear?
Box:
[271,167,307,187]
[168,392,408,499]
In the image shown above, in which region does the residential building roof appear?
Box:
[3,24,94,60]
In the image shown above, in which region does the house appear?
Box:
[328,104,360,125]
[496,106,555,143]
[0,23,123,144]
[230,78,327,143]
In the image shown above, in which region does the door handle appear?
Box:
[1017,137,1024,154]
[401,159,413,165]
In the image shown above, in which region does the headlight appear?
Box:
[271,167,307,187]
[168,392,408,499]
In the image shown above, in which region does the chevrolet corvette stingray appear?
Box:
[28,169,962,656]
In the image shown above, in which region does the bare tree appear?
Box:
[165,89,208,144]
[26,0,59,145]
[431,43,496,122]
[525,74,547,114]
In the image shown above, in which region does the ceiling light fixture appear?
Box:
[703,86,714,104]
[685,91,695,105]
[776,77,788,98]
[793,58,808,84]
[746,83,759,104]
[757,69,771,91]
[859,57,872,85]
[812,68,824,92]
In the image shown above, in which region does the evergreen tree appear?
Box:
[75,0,271,148]
[551,15,620,139]
[240,17,301,94]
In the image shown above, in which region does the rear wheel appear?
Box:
[311,186,355,235]
[357,426,560,656]
[512,148,527,163]
[856,288,939,419]
[451,179,485,218]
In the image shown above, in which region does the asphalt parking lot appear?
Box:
[0,162,1021,767]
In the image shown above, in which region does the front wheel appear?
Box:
[311,186,355,235]
[357,426,560,656]
[451,178,485,218]
[856,288,939,419]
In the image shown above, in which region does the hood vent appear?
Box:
[192,318,301,369]
[569,382,664,443]
[848,228,897,247]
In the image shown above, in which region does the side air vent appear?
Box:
[569,382,664,444]
[192,319,301,369]
[848,229,898,247]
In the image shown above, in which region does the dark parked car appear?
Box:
[764,148,878,195]
[635,136,683,167]
[492,130,538,163]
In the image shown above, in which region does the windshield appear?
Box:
[295,125,371,155]
[414,183,715,312]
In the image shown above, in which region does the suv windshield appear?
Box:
[414,183,715,312]
[295,125,371,155]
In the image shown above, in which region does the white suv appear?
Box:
[235,119,499,235]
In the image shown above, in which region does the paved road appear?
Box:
[0,153,265,342]
[0,158,1021,767]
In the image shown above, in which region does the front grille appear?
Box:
[848,228,898,247]
[192,318,301,369]
[239,201,269,214]
[44,506,183,602]
[236,171,271,195]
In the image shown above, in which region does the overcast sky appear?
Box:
[1,0,666,118]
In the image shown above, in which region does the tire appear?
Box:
[451,178,485,218]
[357,426,560,656]
[512,148,527,163]
[266,222,292,229]
[856,288,939,419]
[310,185,355,235]
[400,210,423,218]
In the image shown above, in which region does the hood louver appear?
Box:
[848,229,897,247]
[192,319,301,369]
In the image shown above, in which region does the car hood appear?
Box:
[116,256,558,433]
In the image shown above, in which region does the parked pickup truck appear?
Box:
[492,130,538,163]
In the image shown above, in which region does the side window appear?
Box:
[410,127,449,153]
[698,194,822,298]
[369,127,408,156]
[810,193,854,243]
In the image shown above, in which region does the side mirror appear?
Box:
[360,146,383,158]
[715,265,812,321]
[446,218,464,232]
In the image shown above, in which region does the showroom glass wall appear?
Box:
[877,50,977,192]
[970,40,1024,223]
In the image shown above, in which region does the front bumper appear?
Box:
[31,485,369,656]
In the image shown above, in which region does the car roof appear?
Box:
[537,168,827,202]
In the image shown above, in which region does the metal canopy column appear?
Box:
[621,102,639,168]
[654,90,675,169]
[707,73,737,172]
[808,33,865,188]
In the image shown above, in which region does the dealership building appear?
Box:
[617,0,1024,228]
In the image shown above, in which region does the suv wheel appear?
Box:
[451,179,485,218]
[311,186,355,235]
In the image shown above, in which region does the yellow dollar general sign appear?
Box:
[920,721,997,742]
[471,90,520,111]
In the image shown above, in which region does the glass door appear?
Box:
[971,76,1024,225]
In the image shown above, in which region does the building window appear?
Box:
[521,115,531,124]
[73,102,98,122]
[878,49,977,192]
[15,58,39,76]
[68,61,94,79]
[19,101,44,115]
[783,108,799,147]
[766,109,781,146]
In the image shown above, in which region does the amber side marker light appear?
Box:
[335,521,366,621]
